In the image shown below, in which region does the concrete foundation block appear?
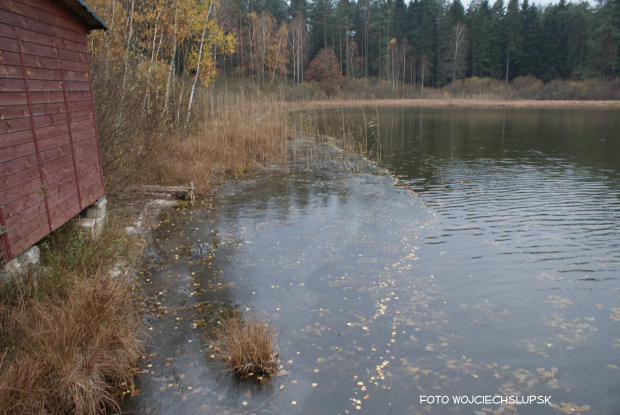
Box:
[78,197,107,238]
[79,216,106,239]
[21,245,40,264]
[81,196,107,219]
[1,245,40,277]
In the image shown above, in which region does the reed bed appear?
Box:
[158,94,291,194]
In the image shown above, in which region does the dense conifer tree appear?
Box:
[106,0,620,87]
[520,0,543,78]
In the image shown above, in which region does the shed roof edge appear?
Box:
[57,0,108,31]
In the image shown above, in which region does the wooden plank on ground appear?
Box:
[140,185,196,200]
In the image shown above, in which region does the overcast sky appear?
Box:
[460,0,594,9]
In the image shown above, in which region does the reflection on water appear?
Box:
[124,109,620,415]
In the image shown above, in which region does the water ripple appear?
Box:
[410,159,620,279]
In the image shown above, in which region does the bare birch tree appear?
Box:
[163,0,179,116]
[185,1,214,131]
[269,23,289,82]
[448,22,467,82]
[289,12,308,85]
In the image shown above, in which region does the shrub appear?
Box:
[536,79,577,100]
[440,77,512,99]
[511,75,543,91]
[511,75,544,99]
[306,48,346,96]
[574,78,620,100]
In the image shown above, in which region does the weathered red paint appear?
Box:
[0,204,12,261]
[57,44,83,210]
[0,0,106,260]
[17,35,54,235]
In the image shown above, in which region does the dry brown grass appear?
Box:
[0,272,144,414]
[159,94,291,194]
[286,97,620,111]
[210,310,280,377]
[0,222,145,415]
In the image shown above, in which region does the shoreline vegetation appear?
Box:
[288,97,620,110]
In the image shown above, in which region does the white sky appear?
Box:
[460,0,594,9]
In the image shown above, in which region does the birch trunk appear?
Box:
[185,2,213,131]
[164,0,179,116]
[144,9,163,112]
[117,0,135,130]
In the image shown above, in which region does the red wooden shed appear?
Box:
[0,0,107,261]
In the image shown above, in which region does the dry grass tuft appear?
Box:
[211,310,280,377]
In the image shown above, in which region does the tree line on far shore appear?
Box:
[89,0,619,93]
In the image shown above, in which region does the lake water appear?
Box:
[123,108,620,415]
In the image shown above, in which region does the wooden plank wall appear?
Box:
[0,0,105,260]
